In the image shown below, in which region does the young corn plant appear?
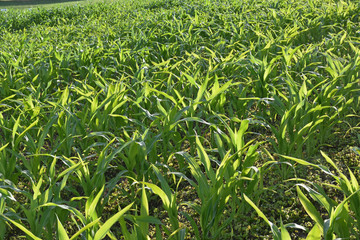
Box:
[176,128,262,239]
[281,152,360,239]
[119,184,162,240]
[55,202,134,240]
[176,145,233,239]
[212,117,264,200]
[134,165,185,239]
[0,160,82,239]
[268,76,351,178]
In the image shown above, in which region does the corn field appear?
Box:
[0,0,359,239]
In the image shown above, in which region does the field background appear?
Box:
[0,0,359,239]
[0,0,108,10]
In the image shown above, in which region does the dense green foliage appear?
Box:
[0,0,359,239]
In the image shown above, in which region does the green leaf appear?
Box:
[1,215,42,240]
[56,162,82,182]
[306,223,322,240]
[168,227,186,240]
[0,143,9,152]
[151,165,172,204]
[15,118,39,148]
[277,154,317,167]
[70,218,101,240]
[57,216,70,240]
[140,184,149,237]
[142,182,170,208]
[243,194,281,239]
[348,167,359,191]
[94,203,133,240]
[86,186,104,220]
[297,186,324,227]
[280,219,291,240]
[208,79,232,101]
[196,136,215,182]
